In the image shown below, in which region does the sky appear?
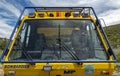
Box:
[0,0,120,38]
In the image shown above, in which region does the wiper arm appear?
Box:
[61,41,79,60]
[56,24,79,60]
[22,47,33,60]
[57,24,62,59]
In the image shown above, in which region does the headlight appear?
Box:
[102,70,109,76]
[28,13,36,18]
[8,71,15,76]
[73,12,80,17]
[43,64,52,71]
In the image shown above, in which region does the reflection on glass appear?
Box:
[9,20,108,61]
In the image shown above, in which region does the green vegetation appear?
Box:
[116,53,120,62]
[0,38,8,56]
[115,64,120,72]
[0,38,8,50]
[104,24,120,48]
[104,24,120,63]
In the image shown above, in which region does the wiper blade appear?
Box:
[22,48,33,60]
[57,24,62,59]
[61,41,79,60]
[56,24,79,60]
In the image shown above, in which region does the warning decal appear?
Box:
[84,64,94,74]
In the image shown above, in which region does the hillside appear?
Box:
[104,24,120,48]
[0,38,8,50]
[0,38,9,56]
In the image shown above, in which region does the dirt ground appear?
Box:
[112,48,120,76]
[113,48,120,54]
[113,63,120,76]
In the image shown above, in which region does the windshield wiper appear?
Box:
[22,47,33,60]
[56,24,79,60]
[11,38,32,60]
[57,24,62,59]
[61,41,79,60]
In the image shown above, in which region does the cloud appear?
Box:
[0,0,120,38]
[106,0,120,8]
[0,0,21,18]
[98,8,120,25]
[29,0,91,6]
[29,0,120,25]
[0,0,22,38]
[0,20,13,38]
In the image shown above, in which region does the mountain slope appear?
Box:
[104,24,120,48]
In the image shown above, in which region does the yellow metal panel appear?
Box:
[3,63,114,76]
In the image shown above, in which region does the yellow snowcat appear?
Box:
[0,7,117,76]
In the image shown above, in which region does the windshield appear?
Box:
[9,20,108,61]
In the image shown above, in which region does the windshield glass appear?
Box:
[9,20,108,61]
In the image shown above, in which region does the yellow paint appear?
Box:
[2,63,114,76]
[96,26,109,53]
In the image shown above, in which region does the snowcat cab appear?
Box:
[1,7,117,76]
